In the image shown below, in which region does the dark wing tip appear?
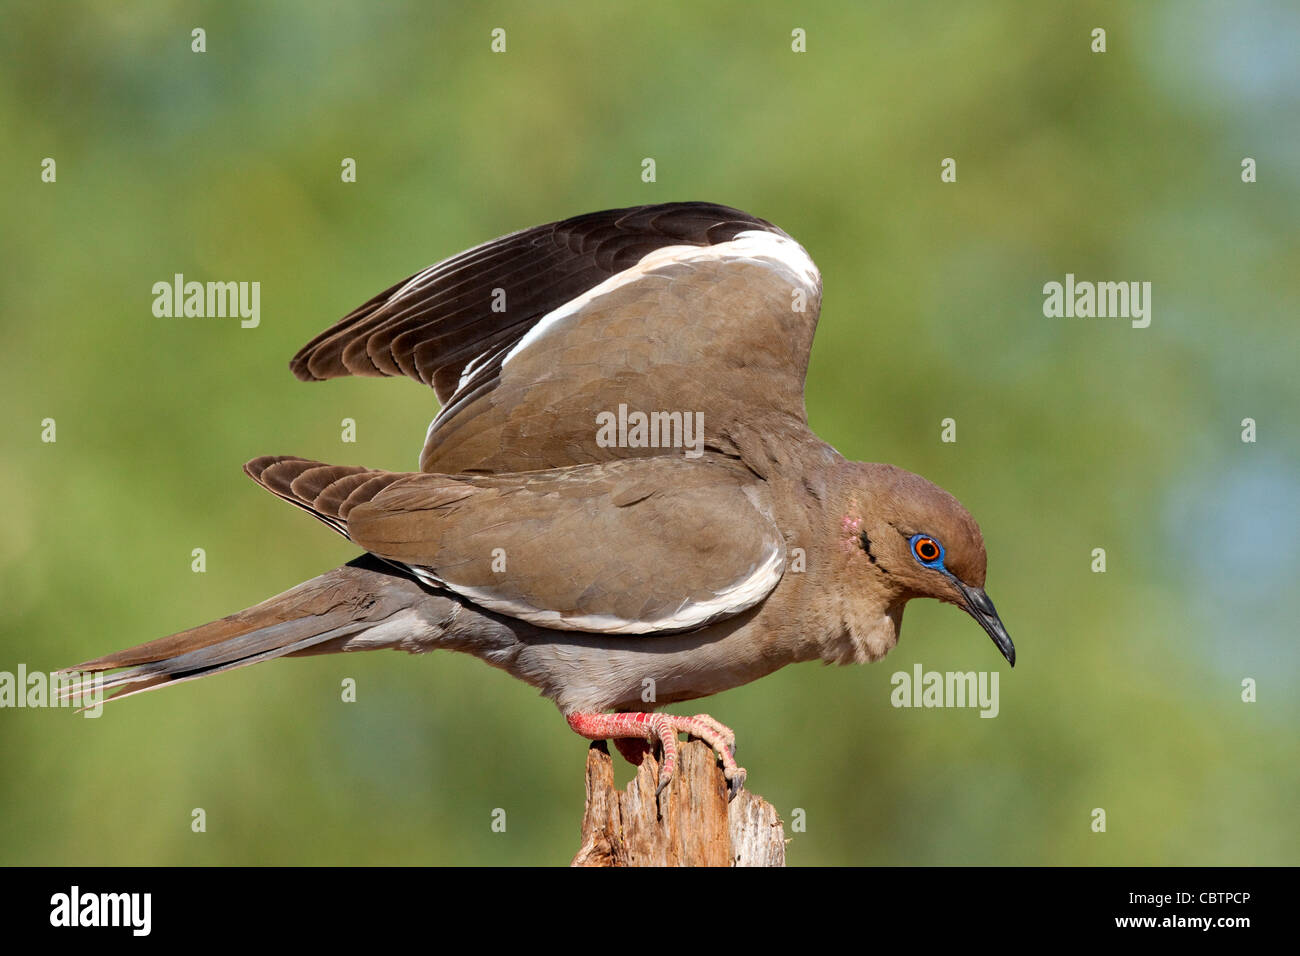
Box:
[243,454,314,485]
[283,201,787,395]
[288,354,323,382]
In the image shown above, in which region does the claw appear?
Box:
[726,768,747,801]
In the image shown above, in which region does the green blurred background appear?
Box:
[2,1,1296,865]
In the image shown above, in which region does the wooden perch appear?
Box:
[572,739,786,866]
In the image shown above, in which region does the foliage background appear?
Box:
[1,1,1296,865]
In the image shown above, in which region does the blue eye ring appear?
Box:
[909,534,945,569]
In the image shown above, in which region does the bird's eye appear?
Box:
[910,534,943,566]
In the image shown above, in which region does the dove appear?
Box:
[66,202,1013,796]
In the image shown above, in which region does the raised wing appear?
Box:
[289,202,822,474]
[245,454,786,635]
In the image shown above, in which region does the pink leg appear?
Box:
[566,711,747,798]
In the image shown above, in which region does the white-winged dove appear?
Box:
[67,202,1013,796]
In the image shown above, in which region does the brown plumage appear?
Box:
[66,202,1012,794]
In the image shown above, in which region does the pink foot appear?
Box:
[567,711,747,799]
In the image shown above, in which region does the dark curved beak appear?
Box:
[955,581,1015,667]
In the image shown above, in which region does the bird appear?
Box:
[64,201,1013,797]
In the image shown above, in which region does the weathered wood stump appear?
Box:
[572,739,787,866]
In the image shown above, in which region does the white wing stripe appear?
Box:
[501,231,819,369]
[404,538,785,635]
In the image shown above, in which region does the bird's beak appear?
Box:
[954,581,1015,667]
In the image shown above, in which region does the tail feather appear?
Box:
[61,554,437,704]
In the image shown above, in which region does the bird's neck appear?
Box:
[759,454,911,666]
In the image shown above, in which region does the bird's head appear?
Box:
[834,462,1014,666]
